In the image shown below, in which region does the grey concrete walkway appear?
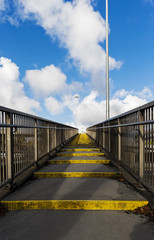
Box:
[0,135,154,240]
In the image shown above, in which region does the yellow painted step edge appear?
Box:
[48,160,110,164]
[33,172,121,178]
[56,153,104,157]
[1,200,149,211]
[61,149,100,152]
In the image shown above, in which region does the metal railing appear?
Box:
[0,106,77,188]
[87,101,154,193]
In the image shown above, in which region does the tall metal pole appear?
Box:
[106,0,110,119]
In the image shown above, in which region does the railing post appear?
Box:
[53,126,56,149]
[118,118,121,161]
[6,112,14,182]
[103,124,105,150]
[97,125,99,146]
[61,126,64,145]
[47,124,50,152]
[108,122,111,154]
[139,110,145,179]
[34,119,38,162]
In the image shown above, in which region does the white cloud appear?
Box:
[136,86,153,100]
[0,57,40,113]
[24,64,67,97]
[0,0,5,11]
[17,0,122,92]
[110,95,147,118]
[24,63,83,99]
[144,0,154,5]
[113,87,153,101]
[113,89,131,99]
[44,96,63,115]
[62,88,151,128]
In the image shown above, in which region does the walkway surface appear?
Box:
[0,133,154,240]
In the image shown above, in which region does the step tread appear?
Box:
[3,178,146,201]
[37,163,115,172]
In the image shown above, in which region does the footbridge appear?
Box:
[0,102,154,239]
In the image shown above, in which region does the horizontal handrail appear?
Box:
[0,105,75,129]
[88,100,154,127]
[87,120,154,130]
[0,124,76,130]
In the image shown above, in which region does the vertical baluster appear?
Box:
[139,110,145,180]
[6,112,14,183]
[152,107,154,187]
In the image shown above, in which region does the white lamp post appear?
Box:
[106,0,110,119]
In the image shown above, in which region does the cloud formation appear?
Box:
[24,63,83,98]
[24,65,67,97]
[49,88,152,128]
[16,0,122,93]
[0,0,5,11]
[0,57,40,113]
[144,0,154,5]
[45,96,63,115]
[0,56,152,128]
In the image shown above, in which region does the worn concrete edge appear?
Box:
[48,160,111,164]
[33,172,121,178]
[61,148,101,152]
[56,153,105,157]
[0,200,149,211]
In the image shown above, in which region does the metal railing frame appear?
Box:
[87,101,154,193]
[0,106,78,188]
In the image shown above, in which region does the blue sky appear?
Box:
[0,0,154,129]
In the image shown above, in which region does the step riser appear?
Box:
[48,160,110,164]
[1,200,149,211]
[56,153,104,157]
[61,149,100,152]
[33,172,121,178]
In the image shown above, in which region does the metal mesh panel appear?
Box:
[37,120,48,159]
[120,113,139,175]
[56,126,61,147]
[144,107,154,188]
[110,120,118,160]
[13,114,35,176]
[0,107,77,188]
[0,111,7,184]
[87,102,154,193]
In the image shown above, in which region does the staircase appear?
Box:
[1,133,148,210]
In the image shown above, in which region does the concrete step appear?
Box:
[39,162,114,172]
[56,152,105,157]
[61,148,101,152]
[1,209,154,240]
[48,159,110,164]
[2,177,147,201]
[1,200,148,211]
[52,155,108,160]
[0,134,149,213]
[33,172,121,178]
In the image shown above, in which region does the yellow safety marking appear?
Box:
[1,200,149,211]
[56,152,104,157]
[69,133,94,146]
[33,172,120,178]
[48,160,110,164]
[66,144,96,147]
[61,148,100,152]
